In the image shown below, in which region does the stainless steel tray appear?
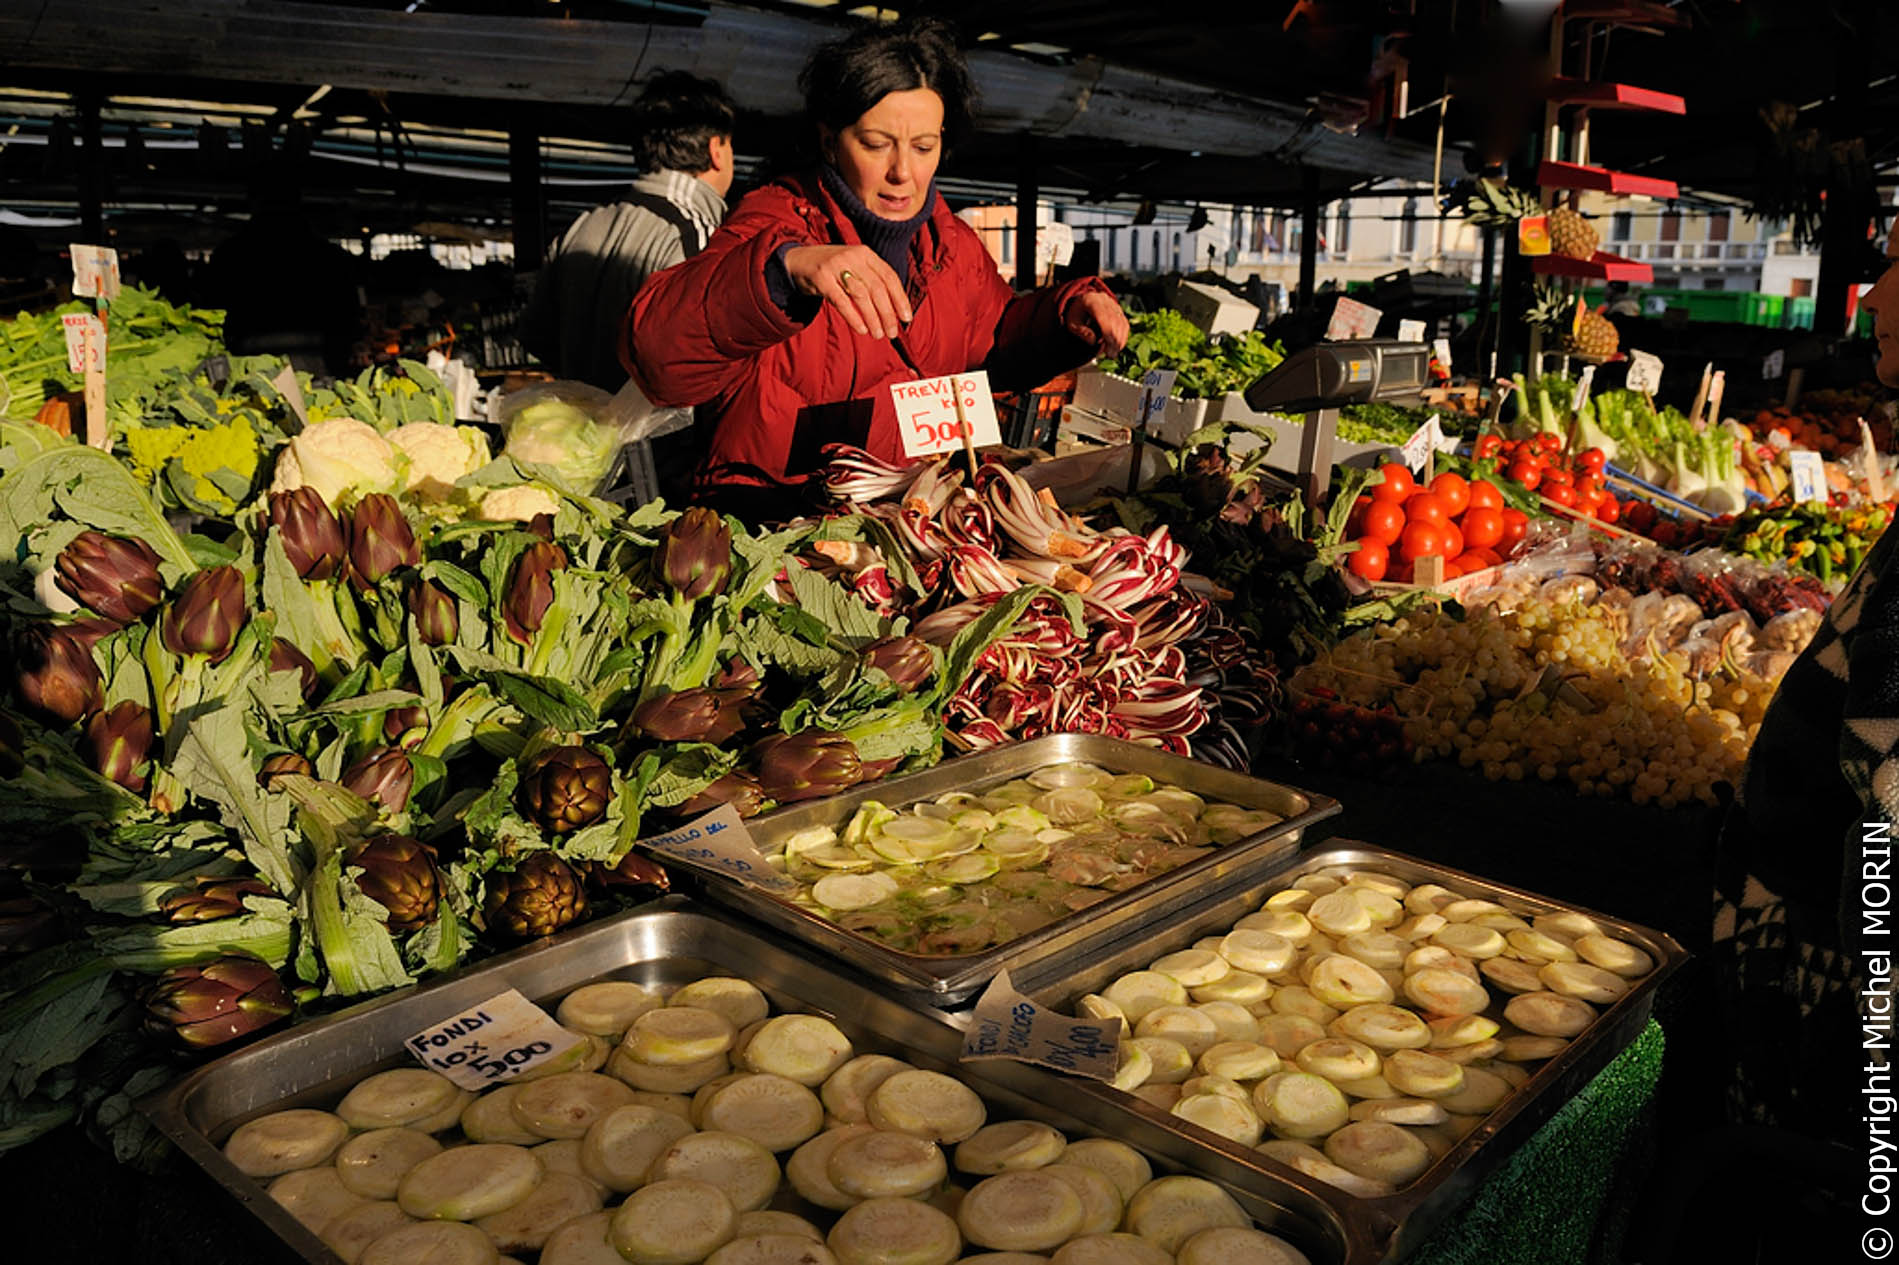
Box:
[141,897,1370,1265]
[1015,840,1688,1263]
[703,733,1339,1006]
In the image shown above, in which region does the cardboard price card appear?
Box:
[1788,450,1826,504]
[1325,296,1383,342]
[61,313,104,374]
[1625,350,1664,396]
[1400,414,1455,473]
[634,803,799,894]
[1762,349,1786,381]
[69,243,121,300]
[406,988,583,1090]
[1397,318,1427,344]
[890,371,1003,458]
[1139,368,1178,425]
[961,970,1121,1080]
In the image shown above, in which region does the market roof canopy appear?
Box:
[0,0,1452,203]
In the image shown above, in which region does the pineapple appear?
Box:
[1549,207,1599,261]
[1524,283,1620,360]
[1573,307,1620,360]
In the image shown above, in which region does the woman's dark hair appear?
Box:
[631,71,737,173]
[798,16,976,147]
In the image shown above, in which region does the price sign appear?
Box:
[1326,296,1383,341]
[890,371,1003,459]
[634,804,799,894]
[406,988,582,1090]
[1570,365,1597,415]
[961,970,1122,1080]
[1400,414,1453,473]
[1626,350,1664,396]
[1432,336,1453,374]
[1397,319,1427,344]
[1139,368,1178,426]
[271,363,310,429]
[61,313,104,374]
[69,244,120,299]
[1788,450,1826,504]
[1762,349,1786,381]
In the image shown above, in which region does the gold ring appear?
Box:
[838,269,855,292]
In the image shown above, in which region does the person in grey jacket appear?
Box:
[522,72,737,390]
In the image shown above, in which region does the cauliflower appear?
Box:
[479,483,560,523]
[503,399,619,491]
[389,422,491,502]
[271,418,399,506]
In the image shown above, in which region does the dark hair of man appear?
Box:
[631,71,737,174]
[797,15,976,149]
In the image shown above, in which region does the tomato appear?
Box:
[1500,507,1529,548]
[1399,522,1444,562]
[1540,466,1573,489]
[1624,500,1656,531]
[1544,483,1577,507]
[1454,553,1489,576]
[1428,472,1470,517]
[1386,559,1413,585]
[1532,432,1566,457]
[1577,447,1608,473]
[1404,492,1449,527]
[1473,434,1504,460]
[1346,495,1372,538]
[1438,520,1465,559]
[1593,496,1621,525]
[1506,460,1543,490]
[1361,500,1406,544]
[1439,558,1464,580]
[1466,480,1504,513]
[1346,538,1389,581]
[1460,507,1504,550]
[1574,473,1604,499]
[1463,546,1503,568]
[1372,462,1415,503]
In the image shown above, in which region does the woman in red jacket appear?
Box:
[623,17,1128,517]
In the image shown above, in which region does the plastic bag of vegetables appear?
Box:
[491,379,690,497]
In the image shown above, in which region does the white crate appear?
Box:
[1171,280,1259,338]
[1071,367,1210,445]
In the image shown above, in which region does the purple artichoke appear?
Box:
[516,745,612,834]
[751,732,863,804]
[383,705,430,748]
[269,487,346,581]
[270,638,320,701]
[587,852,672,895]
[653,508,732,601]
[675,771,767,819]
[144,954,293,1048]
[84,700,153,791]
[346,833,441,933]
[15,622,103,724]
[505,542,567,645]
[162,566,246,663]
[347,493,421,590]
[160,876,275,924]
[54,530,164,624]
[342,748,414,816]
[628,689,721,743]
[484,852,588,939]
[863,635,935,693]
[407,577,459,646]
[257,751,314,791]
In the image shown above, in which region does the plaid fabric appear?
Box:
[1713,523,1899,1143]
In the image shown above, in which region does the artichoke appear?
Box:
[675,771,767,819]
[516,745,611,834]
[269,487,347,581]
[257,751,314,790]
[715,657,761,694]
[628,688,721,743]
[407,577,459,646]
[587,852,672,894]
[143,953,293,1048]
[162,566,246,663]
[751,732,863,803]
[342,748,414,815]
[161,876,275,924]
[0,892,60,957]
[269,638,320,701]
[85,700,153,792]
[348,493,421,590]
[505,541,567,644]
[346,833,441,933]
[15,622,103,724]
[484,852,587,939]
[54,530,164,624]
[653,507,732,601]
[862,635,935,693]
[858,756,904,783]
[383,705,430,748]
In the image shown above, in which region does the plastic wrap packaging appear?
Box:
[488,377,691,496]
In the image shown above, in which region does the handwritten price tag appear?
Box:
[1397,318,1427,344]
[1325,296,1383,342]
[1762,349,1786,381]
[961,970,1121,1080]
[69,243,120,300]
[890,371,1003,459]
[635,804,799,893]
[406,988,582,1090]
[1139,368,1178,426]
[1400,414,1455,473]
[61,313,104,374]
[1626,349,1664,396]
[1788,450,1825,504]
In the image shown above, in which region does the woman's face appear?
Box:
[1866,230,1899,388]
[825,88,944,221]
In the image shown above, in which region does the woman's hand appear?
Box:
[1062,289,1130,358]
[782,244,912,340]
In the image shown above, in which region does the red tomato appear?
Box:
[1454,553,1490,576]
[1439,558,1465,580]
[1438,520,1465,559]
[1500,507,1529,548]
[1533,432,1567,456]
[1466,480,1504,513]
[1399,522,1444,562]
[1625,500,1656,531]
[1473,434,1504,460]
[1593,497,1621,525]
[1346,495,1372,538]
[1577,447,1608,472]
[1460,507,1504,550]
[1574,473,1604,499]
[1404,492,1450,527]
[1347,538,1389,581]
[1387,559,1413,585]
[1429,472,1470,517]
[1372,462,1415,503]
[1541,466,1573,489]
[1544,483,1577,507]
[1506,460,1543,490]
[1464,546,1503,568]
[1361,500,1406,544]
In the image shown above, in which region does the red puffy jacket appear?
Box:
[623,169,1111,497]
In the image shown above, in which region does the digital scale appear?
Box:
[1243,338,1432,506]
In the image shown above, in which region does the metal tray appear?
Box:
[140,897,1368,1265]
[700,733,1339,1006]
[1015,840,1688,1263]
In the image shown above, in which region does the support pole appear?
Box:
[77,90,104,243]
[509,126,546,273]
[1816,177,1867,338]
[1298,167,1319,310]
[1014,133,1039,292]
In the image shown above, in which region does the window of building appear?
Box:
[1171,232,1181,271]
[1702,278,1725,291]
[1399,199,1418,254]
[1709,211,1730,242]
[1107,229,1119,271]
[1001,228,1011,265]
[1660,211,1682,241]
[1653,243,1675,259]
[1335,206,1351,255]
[1790,277,1813,298]
[1611,212,1633,242]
